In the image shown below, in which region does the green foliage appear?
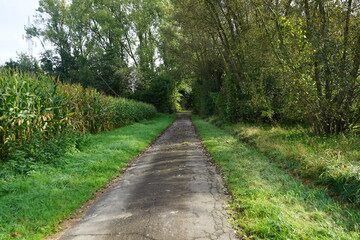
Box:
[111,97,157,125]
[0,114,175,240]
[3,54,42,74]
[0,70,157,168]
[20,0,360,133]
[169,0,360,134]
[139,74,174,113]
[222,121,360,206]
[32,0,163,97]
[193,116,360,240]
[2,132,81,176]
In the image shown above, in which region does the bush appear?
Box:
[140,74,174,113]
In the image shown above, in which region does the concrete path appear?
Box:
[58,113,237,240]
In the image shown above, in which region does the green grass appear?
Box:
[0,114,175,240]
[213,120,360,206]
[192,116,360,240]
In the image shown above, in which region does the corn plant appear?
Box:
[0,70,157,163]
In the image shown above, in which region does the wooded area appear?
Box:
[4,0,360,135]
[1,1,359,239]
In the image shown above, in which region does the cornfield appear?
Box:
[0,70,157,161]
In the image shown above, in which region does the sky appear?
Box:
[0,0,41,64]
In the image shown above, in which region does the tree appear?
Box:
[30,0,165,97]
[4,53,42,74]
[166,0,360,133]
[27,0,360,132]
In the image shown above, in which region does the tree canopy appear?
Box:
[23,0,359,134]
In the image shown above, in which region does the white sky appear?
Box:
[0,0,41,64]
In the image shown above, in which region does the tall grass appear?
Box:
[0,70,157,165]
[193,116,360,239]
[206,116,360,206]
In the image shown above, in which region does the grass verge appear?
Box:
[0,114,175,240]
[192,116,360,239]
[212,119,359,206]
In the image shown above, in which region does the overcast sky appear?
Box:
[0,0,41,64]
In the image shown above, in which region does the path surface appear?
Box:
[59,113,237,240]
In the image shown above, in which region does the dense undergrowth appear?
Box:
[206,117,360,206]
[193,116,360,239]
[0,114,175,240]
[0,70,157,172]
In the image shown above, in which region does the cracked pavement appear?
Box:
[58,113,237,240]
